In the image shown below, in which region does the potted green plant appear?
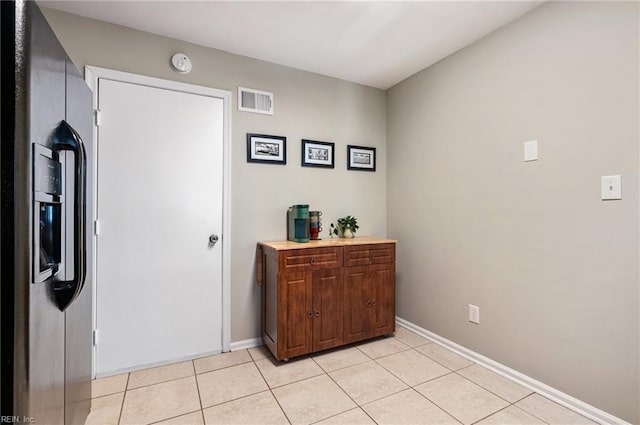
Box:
[333,215,359,238]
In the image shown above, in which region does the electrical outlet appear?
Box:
[468,304,480,324]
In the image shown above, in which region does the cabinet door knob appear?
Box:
[371,299,376,306]
[315,310,320,317]
[307,310,313,318]
[366,300,372,307]
[310,258,317,265]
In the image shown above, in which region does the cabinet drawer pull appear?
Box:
[315,310,320,317]
[369,253,374,259]
[307,310,313,318]
[310,258,317,265]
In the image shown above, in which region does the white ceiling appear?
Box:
[41,1,542,89]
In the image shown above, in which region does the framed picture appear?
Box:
[246,133,287,165]
[347,145,376,171]
[301,139,334,168]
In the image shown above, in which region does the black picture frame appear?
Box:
[347,145,376,171]
[246,133,287,165]
[301,139,335,168]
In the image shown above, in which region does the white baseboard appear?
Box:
[230,337,263,351]
[396,317,630,425]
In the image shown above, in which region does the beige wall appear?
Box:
[41,8,387,343]
[387,2,638,423]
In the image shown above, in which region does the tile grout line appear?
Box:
[321,357,408,412]
[200,388,273,411]
[309,356,380,425]
[469,403,514,425]
[354,338,412,361]
[146,409,203,425]
[312,357,372,374]
[194,357,254,376]
[252,355,293,425]
[356,386,411,411]
[408,379,465,425]
[453,369,524,406]
[308,406,378,425]
[198,350,271,410]
[116,373,130,425]
[191,359,206,425]
[255,358,325,390]
[310,355,361,408]
[513,395,566,425]
[371,348,453,388]
[249,351,291,423]
[506,402,553,425]
[412,346,474,373]
[268,388,293,425]
[511,393,535,405]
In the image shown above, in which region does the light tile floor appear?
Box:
[86,327,597,425]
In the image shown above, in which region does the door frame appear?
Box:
[85,66,232,377]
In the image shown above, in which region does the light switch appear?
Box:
[524,140,538,162]
[601,175,622,200]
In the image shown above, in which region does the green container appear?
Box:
[287,204,310,242]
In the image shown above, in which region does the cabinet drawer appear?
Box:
[344,243,395,267]
[280,247,343,272]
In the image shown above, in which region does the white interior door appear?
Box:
[95,78,224,375]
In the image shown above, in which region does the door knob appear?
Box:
[209,234,219,245]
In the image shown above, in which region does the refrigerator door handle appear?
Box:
[51,120,87,311]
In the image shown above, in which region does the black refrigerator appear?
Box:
[1,1,93,424]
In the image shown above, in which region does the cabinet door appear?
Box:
[312,268,344,352]
[343,266,371,343]
[279,272,313,358]
[370,263,396,336]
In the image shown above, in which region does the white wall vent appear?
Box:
[238,87,273,115]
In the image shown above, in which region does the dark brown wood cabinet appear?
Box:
[343,262,395,343]
[258,238,396,360]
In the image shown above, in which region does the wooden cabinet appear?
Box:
[258,238,395,361]
[343,263,395,343]
[342,243,396,343]
[276,268,343,359]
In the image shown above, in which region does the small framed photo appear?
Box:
[301,139,334,168]
[246,133,287,165]
[347,145,376,171]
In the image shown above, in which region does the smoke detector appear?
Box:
[170,53,192,74]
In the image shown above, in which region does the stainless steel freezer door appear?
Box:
[24,3,67,423]
[63,55,92,425]
[7,2,92,424]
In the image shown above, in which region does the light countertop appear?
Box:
[258,237,396,251]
